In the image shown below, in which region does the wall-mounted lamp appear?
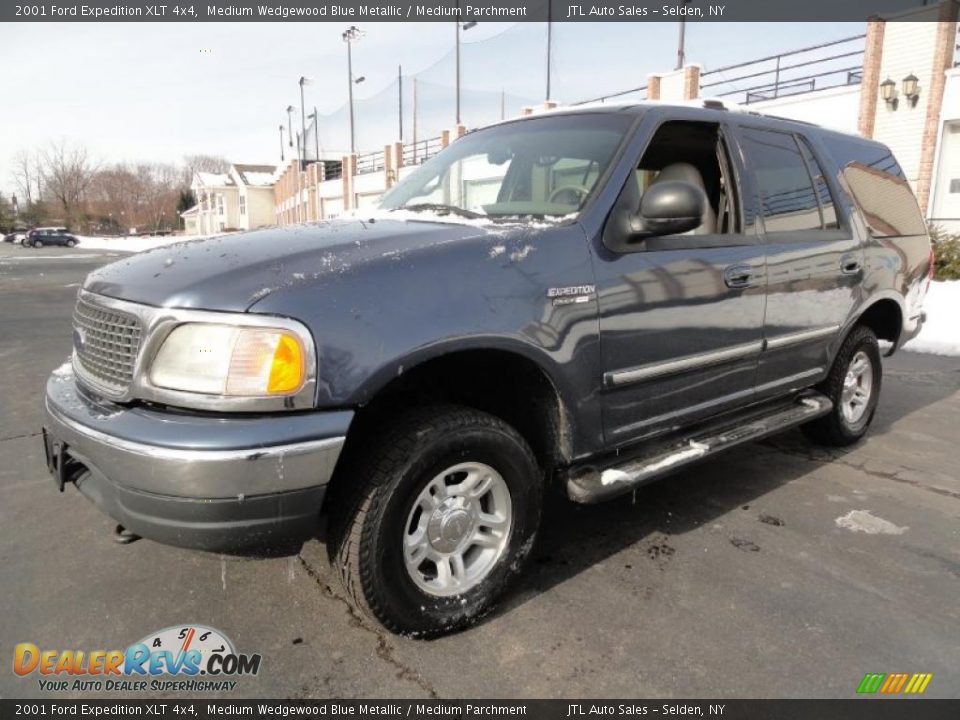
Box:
[902,74,920,107]
[880,77,898,109]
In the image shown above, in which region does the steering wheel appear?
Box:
[548,185,591,206]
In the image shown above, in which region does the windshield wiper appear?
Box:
[395,203,485,219]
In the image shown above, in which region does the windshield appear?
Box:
[378,113,634,222]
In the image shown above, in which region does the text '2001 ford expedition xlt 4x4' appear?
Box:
[43,102,931,636]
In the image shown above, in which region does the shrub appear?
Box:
[929,224,960,281]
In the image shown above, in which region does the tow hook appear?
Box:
[113,524,141,545]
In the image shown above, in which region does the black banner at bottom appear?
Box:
[2,700,959,720]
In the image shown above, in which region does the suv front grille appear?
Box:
[72,294,142,396]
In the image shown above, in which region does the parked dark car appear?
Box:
[42,102,931,636]
[26,228,79,248]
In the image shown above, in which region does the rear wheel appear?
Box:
[32,239,42,248]
[803,325,881,446]
[329,405,542,636]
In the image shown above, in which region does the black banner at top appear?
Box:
[2,0,957,23]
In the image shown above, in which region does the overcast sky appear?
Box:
[0,21,862,197]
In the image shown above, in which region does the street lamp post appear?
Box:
[278,124,285,162]
[455,19,478,125]
[286,105,295,150]
[342,25,366,154]
[299,76,311,166]
[307,108,320,161]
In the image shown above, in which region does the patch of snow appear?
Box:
[600,468,633,486]
[488,245,506,258]
[835,509,908,535]
[76,233,222,254]
[642,440,709,474]
[509,244,535,262]
[903,280,960,357]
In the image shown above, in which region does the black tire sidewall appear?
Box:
[835,330,882,439]
[366,423,540,635]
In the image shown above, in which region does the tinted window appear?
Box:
[797,136,838,228]
[821,134,926,236]
[740,128,821,233]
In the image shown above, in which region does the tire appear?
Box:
[329,404,542,637]
[65,239,76,247]
[32,239,43,248]
[802,325,882,447]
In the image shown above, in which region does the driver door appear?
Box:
[594,114,767,447]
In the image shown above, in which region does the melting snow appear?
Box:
[835,509,908,535]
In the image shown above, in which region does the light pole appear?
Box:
[278,124,285,162]
[286,105,295,150]
[342,25,365,154]
[307,108,320,161]
[455,18,477,125]
[676,0,693,69]
[299,76,311,165]
[546,0,553,100]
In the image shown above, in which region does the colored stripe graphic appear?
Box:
[857,673,885,694]
[857,672,932,694]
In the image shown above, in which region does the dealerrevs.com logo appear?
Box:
[13,625,262,693]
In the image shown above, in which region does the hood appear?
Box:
[83,219,494,312]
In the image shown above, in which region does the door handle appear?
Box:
[723,264,754,288]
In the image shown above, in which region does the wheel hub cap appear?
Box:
[403,461,513,597]
[428,499,475,553]
[841,350,873,424]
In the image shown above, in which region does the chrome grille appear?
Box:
[72,294,142,395]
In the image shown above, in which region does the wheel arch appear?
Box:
[324,345,575,517]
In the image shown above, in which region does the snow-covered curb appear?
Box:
[903,280,959,357]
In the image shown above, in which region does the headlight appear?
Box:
[150,323,308,397]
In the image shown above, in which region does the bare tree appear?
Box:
[41,140,98,223]
[11,149,41,204]
[182,154,229,186]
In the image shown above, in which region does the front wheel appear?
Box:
[803,325,882,446]
[65,239,76,247]
[329,405,542,636]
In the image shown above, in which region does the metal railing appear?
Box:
[402,136,444,167]
[701,35,865,105]
[355,149,385,175]
[571,84,647,107]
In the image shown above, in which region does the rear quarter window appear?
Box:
[821,135,927,237]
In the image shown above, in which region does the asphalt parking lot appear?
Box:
[1,242,958,700]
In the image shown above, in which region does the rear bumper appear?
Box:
[42,367,353,551]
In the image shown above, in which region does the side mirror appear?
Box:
[629,180,706,239]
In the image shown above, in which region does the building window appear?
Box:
[217,195,224,216]
[239,195,247,214]
[950,179,960,194]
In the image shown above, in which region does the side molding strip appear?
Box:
[606,340,763,387]
[765,324,840,350]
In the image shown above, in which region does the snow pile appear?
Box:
[76,232,223,253]
[904,280,960,357]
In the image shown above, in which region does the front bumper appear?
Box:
[42,366,353,551]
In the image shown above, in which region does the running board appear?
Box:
[565,392,833,504]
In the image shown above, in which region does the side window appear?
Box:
[634,120,739,235]
[797,136,838,229]
[739,128,822,234]
[821,135,926,237]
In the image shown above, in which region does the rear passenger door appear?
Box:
[734,125,863,396]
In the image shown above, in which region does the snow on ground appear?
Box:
[904,280,960,357]
[76,232,222,253]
